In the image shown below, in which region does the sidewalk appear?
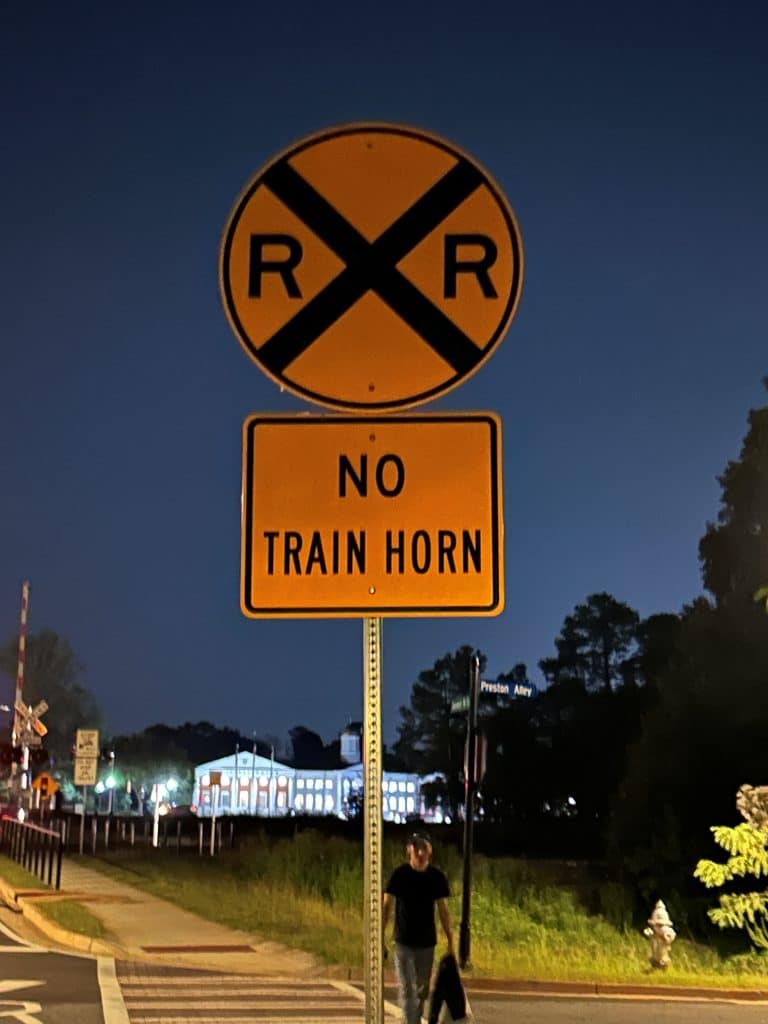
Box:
[1,857,323,976]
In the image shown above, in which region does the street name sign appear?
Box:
[220,123,524,411]
[450,695,470,714]
[241,413,504,617]
[480,678,538,699]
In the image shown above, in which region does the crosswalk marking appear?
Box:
[125,1019,368,1024]
[117,967,402,1022]
[124,1000,362,1009]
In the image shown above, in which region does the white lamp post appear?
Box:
[152,779,176,848]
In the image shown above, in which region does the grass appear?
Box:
[36,899,106,940]
[0,854,104,940]
[73,831,768,988]
[0,853,46,890]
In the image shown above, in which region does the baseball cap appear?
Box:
[408,832,432,849]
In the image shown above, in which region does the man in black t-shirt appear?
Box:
[383,833,454,1024]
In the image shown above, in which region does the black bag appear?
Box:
[428,953,467,1023]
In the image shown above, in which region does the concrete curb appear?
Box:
[0,872,127,958]
[0,876,22,912]
[17,896,128,958]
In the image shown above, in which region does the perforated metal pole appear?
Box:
[363,616,384,1024]
[459,652,480,969]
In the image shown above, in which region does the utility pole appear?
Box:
[459,651,480,969]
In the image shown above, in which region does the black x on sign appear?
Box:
[220,123,524,411]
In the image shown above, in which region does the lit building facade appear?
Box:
[193,750,441,823]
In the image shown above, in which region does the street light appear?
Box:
[152,778,177,847]
[105,774,116,815]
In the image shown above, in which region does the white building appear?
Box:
[193,750,437,823]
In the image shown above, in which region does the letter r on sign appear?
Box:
[444,234,498,298]
[249,234,303,298]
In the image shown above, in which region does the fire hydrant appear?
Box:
[643,900,676,968]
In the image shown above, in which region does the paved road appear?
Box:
[466,993,768,1023]
[0,917,109,1024]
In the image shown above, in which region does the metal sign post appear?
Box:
[210,782,220,856]
[80,786,87,854]
[363,617,384,1024]
[459,652,481,969]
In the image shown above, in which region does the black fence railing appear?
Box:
[27,811,235,857]
[0,815,64,889]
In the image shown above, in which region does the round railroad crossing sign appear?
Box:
[220,123,524,411]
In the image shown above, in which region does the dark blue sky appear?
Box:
[2,3,766,751]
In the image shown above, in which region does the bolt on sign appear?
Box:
[241,413,503,617]
[220,123,524,411]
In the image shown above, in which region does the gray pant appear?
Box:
[394,942,435,1024]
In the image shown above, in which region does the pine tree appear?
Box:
[699,377,768,610]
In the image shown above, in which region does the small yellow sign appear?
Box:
[241,413,504,617]
[32,771,59,795]
[74,758,98,787]
[220,124,523,411]
[75,729,100,757]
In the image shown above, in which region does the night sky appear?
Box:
[1,3,766,752]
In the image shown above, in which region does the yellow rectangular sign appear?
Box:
[241,413,504,617]
[74,757,98,787]
[75,729,100,757]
